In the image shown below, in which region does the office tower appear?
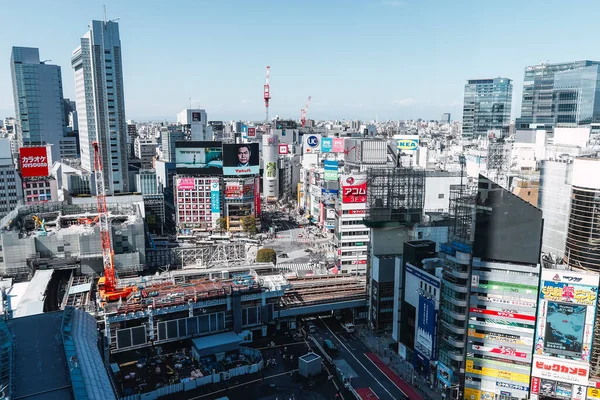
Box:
[440,113,451,124]
[564,157,600,270]
[462,78,512,139]
[10,47,74,163]
[160,125,185,163]
[177,109,210,141]
[72,20,129,193]
[517,60,600,129]
[437,175,543,400]
[554,64,600,126]
[0,139,22,219]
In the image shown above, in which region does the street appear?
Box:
[310,317,414,400]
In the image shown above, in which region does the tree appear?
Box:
[216,218,228,232]
[240,216,258,236]
[256,248,277,264]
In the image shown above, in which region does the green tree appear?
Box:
[240,216,258,236]
[216,217,227,232]
[256,248,277,264]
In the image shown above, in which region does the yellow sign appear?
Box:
[464,388,480,400]
[589,387,600,400]
[466,360,530,384]
[541,284,597,305]
[397,139,419,151]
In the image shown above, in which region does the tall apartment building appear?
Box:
[517,60,600,129]
[440,113,451,124]
[462,78,512,139]
[437,175,543,400]
[72,20,129,193]
[160,125,185,163]
[0,139,22,219]
[134,137,156,169]
[11,47,77,163]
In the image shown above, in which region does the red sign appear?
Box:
[469,307,536,321]
[278,144,288,155]
[534,360,587,376]
[531,377,539,394]
[248,127,256,137]
[254,177,261,219]
[341,174,367,204]
[348,209,366,215]
[351,260,367,265]
[178,177,195,190]
[20,146,49,178]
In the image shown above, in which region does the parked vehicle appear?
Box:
[342,323,355,333]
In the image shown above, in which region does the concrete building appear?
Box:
[160,125,185,162]
[72,20,129,193]
[462,78,513,139]
[440,113,451,124]
[263,134,279,201]
[175,175,221,236]
[10,47,77,162]
[177,109,211,141]
[0,139,22,219]
[134,137,156,169]
[424,171,462,213]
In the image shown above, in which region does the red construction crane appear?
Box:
[301,96,312,128]
[264,66,271,121]
[92,141,134,302]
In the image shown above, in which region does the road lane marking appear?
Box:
[364,355,408,399]
[320,317,396,400]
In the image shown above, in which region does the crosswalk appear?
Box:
[273,236,311,243]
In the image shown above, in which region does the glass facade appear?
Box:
[554,64,600,125]
[518,60,600,129]
[462,78,512,139]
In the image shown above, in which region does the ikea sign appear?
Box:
[397,138,419,151]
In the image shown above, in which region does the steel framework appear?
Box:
[173,243,247,268]
[448,186,477,242]
[365,168,425,225]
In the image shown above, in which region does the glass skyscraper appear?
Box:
[553,64,600,125]
[10,47,70,163]
[462,78,512,139]
[517,60,600,129]
[72,20,129,194]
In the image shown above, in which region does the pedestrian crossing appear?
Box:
[273,236,311,243]
[276,263,314,271]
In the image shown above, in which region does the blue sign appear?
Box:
[307,135,319,147]
[321,137,333,152]
[210,181,220,213]
[324,160,338,170]
[416,295,436,361]
[437,362,453,387]
[321,189,338,206]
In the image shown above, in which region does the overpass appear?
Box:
[276,275,367,317]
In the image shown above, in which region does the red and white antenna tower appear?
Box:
[301,96,312,128]
[264,66,271,121]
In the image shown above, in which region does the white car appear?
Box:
[342,323,355,333]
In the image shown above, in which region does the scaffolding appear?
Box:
[448,186,477,242]
[173,243,247,268]
[365,168,425,226]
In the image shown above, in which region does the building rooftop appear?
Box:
[12,269,53,318]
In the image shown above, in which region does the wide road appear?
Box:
[312,317,409,400]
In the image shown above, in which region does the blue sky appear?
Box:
[1,0,599,122]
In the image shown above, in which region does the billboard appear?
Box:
[248,127,256,137]
[324,159,339,180]
[437,362,453,387]
[531,355,589,385]
[265,162,277,179]
[210,178,220,226]
[20,146,50,178]
[321,137,333,152]
[341,174,367,203]
[224,182,243,200]
[396,135,419,151]
[254,177,261,219]
[321,189,338,206]
[222,143,260,175]
[303,134,321,153]
[332,138,345,153]
[535,270,598,362]
[175,141,223,175]
[177,177,195,190]
[468,327,533,346]
[278,144,288,155]
[326,208,336,220]
[465,360,530,384]
[415,295,436,360]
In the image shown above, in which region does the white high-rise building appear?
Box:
[72,20,129,193]
[177,109,211,140]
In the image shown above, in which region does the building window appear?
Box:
[438,194,444,199]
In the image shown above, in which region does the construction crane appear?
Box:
[92,141,135,302]
[301,96,312,128]
[32,215,47,236]
[264,66,271,121]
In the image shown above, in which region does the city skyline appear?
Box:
[1,0,599,121]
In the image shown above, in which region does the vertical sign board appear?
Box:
[278,144,289,155]
[247,127,256,137]
[321,137,333,153]
[340,174,367,203]
[416,295,436,360]
[531,269,599,398]
[303,134,321,154]
[324,160,339,181]
[332,138,345,153]
[254,177,261,220]
[20,146,50,178]
[210,178,220,228]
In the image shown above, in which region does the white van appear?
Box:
[342,323,355,333]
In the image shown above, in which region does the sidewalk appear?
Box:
[355,326,443,400]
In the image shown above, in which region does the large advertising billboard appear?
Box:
[341,174,367,203]
[321,189,338,206]
[254,177,261,219]
[248,127,256,137]
[175,141,223,175]
[321,137,333,153]
[535,270,598,362]
[324,159,339,181]
[222,143,260,176]
[531,355,589,386]
[20,146,50,178]
[332,138,345,153]
[210,178,220,227]
[265,162,277,179]
[396,135,419,151]
[415,295,436,360]
[278,144,288,155]
[303,134,321,154]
